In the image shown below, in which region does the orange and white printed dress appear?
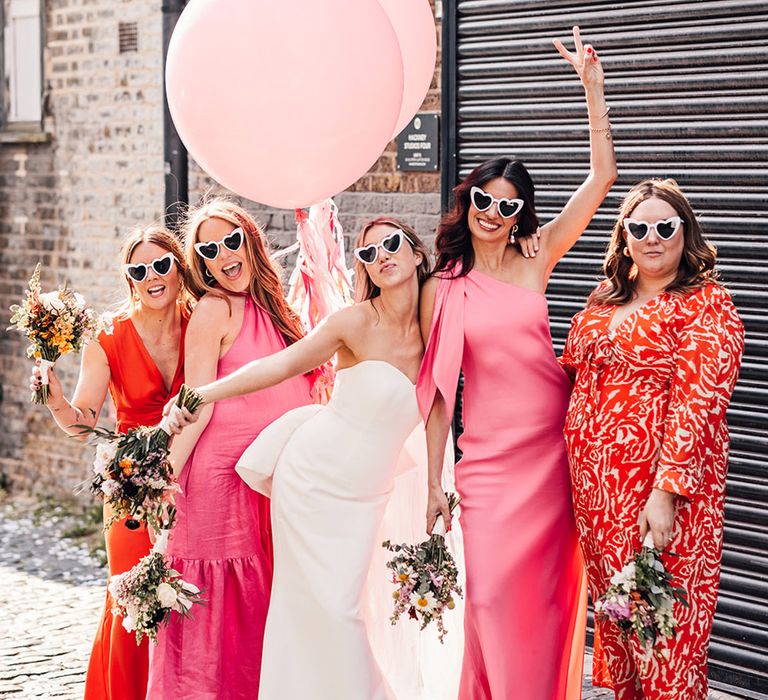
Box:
[560,283,744,700]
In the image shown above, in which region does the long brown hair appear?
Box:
[183,197,304,345]
[119,225,193,316]
[434,157,539,276]
[354,218,431,302]
[589,179,720,307]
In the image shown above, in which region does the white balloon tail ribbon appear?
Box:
[39,359,55,386]
[158,415,172,436]
[152,529,170,554]
[643,532,655,549]
[432,514,447,538]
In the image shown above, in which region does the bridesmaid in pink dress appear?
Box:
[417,29,617,699]
[147,199,312,699]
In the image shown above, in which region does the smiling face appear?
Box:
[624,197,685,285]
[358,223,423,295]
[126,241,181,311]
[467,177,521,244]
[196,217,252,293]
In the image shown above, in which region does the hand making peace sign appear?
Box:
[553,26,605,93]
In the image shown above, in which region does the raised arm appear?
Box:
[540,26,618,270]
[198,308,349,404]
[31,339,111,439]
[419,277,452,533]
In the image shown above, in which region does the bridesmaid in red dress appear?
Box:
[560,179,745,699]
[31,226,191,700]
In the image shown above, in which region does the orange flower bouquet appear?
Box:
[8,263,107,404]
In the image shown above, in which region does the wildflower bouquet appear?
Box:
[80,385,204,531]
[383,492,462,643]
[595,534,688,662]
[8,263,108,404]
[109,536,203,644]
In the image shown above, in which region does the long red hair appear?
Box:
[183,198,304,345]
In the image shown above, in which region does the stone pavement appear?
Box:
[0,502,104,698]
[0,499,747,699]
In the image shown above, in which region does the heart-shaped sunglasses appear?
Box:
[124,252,175,282]
[194,227,244,260]
[470,186,524,219]
[353,230,414,265]
[623,216,682,242]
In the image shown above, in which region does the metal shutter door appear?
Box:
[442,0,768,693]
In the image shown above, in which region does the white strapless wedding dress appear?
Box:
[236,360,463,700]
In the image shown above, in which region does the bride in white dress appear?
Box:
[166,218,462,699]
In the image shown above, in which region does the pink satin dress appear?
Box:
[147,296,313,700]
[417,269,586,700]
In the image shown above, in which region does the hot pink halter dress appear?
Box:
[417,269,586,700]
[147,296,312,699]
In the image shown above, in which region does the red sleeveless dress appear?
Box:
[84,312,187,700]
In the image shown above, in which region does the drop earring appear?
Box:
[509,224,519,244]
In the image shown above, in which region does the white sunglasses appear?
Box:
[623,216,682,242]
[470,186,524,219]
[194,227,244,260]
[353,229,414,265]
[124,252,175,282]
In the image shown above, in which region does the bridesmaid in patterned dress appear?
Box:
[561,179,745,699]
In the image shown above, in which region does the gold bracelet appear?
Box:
[589,124,612,132]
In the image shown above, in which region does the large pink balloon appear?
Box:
[166,0,404,209]
[378,0,438,137]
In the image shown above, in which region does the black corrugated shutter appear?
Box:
[443,0,768,694]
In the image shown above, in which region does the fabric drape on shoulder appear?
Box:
[416,272,465,422]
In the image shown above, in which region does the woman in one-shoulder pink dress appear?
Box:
[148,200,312,699]
[418,29,617,699]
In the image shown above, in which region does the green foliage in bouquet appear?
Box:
[383,492,462,643]
[77,385,204,531]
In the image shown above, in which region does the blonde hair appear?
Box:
[118,225,192,316]
[353,218,431,302]
[589,178,720,307]
[183,197,304,345]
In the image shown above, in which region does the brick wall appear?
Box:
[1,0,443,497]
[1,0,165,495]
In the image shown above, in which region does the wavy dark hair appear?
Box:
[588,178,720,307]
[434,157,540,276]
[354,218,431,302]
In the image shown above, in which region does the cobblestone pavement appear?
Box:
[0,498,749,699]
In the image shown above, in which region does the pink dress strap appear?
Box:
[416,271,465,421]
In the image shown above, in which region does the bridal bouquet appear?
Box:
[109,533,203,644]
[383,492,462,643]
[80,385,204,531]
[595,534,688,662]
[8,263,108,404]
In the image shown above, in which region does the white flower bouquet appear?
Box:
[595,534,688,662]
[383,492,462,643]
[108,535,204,645]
